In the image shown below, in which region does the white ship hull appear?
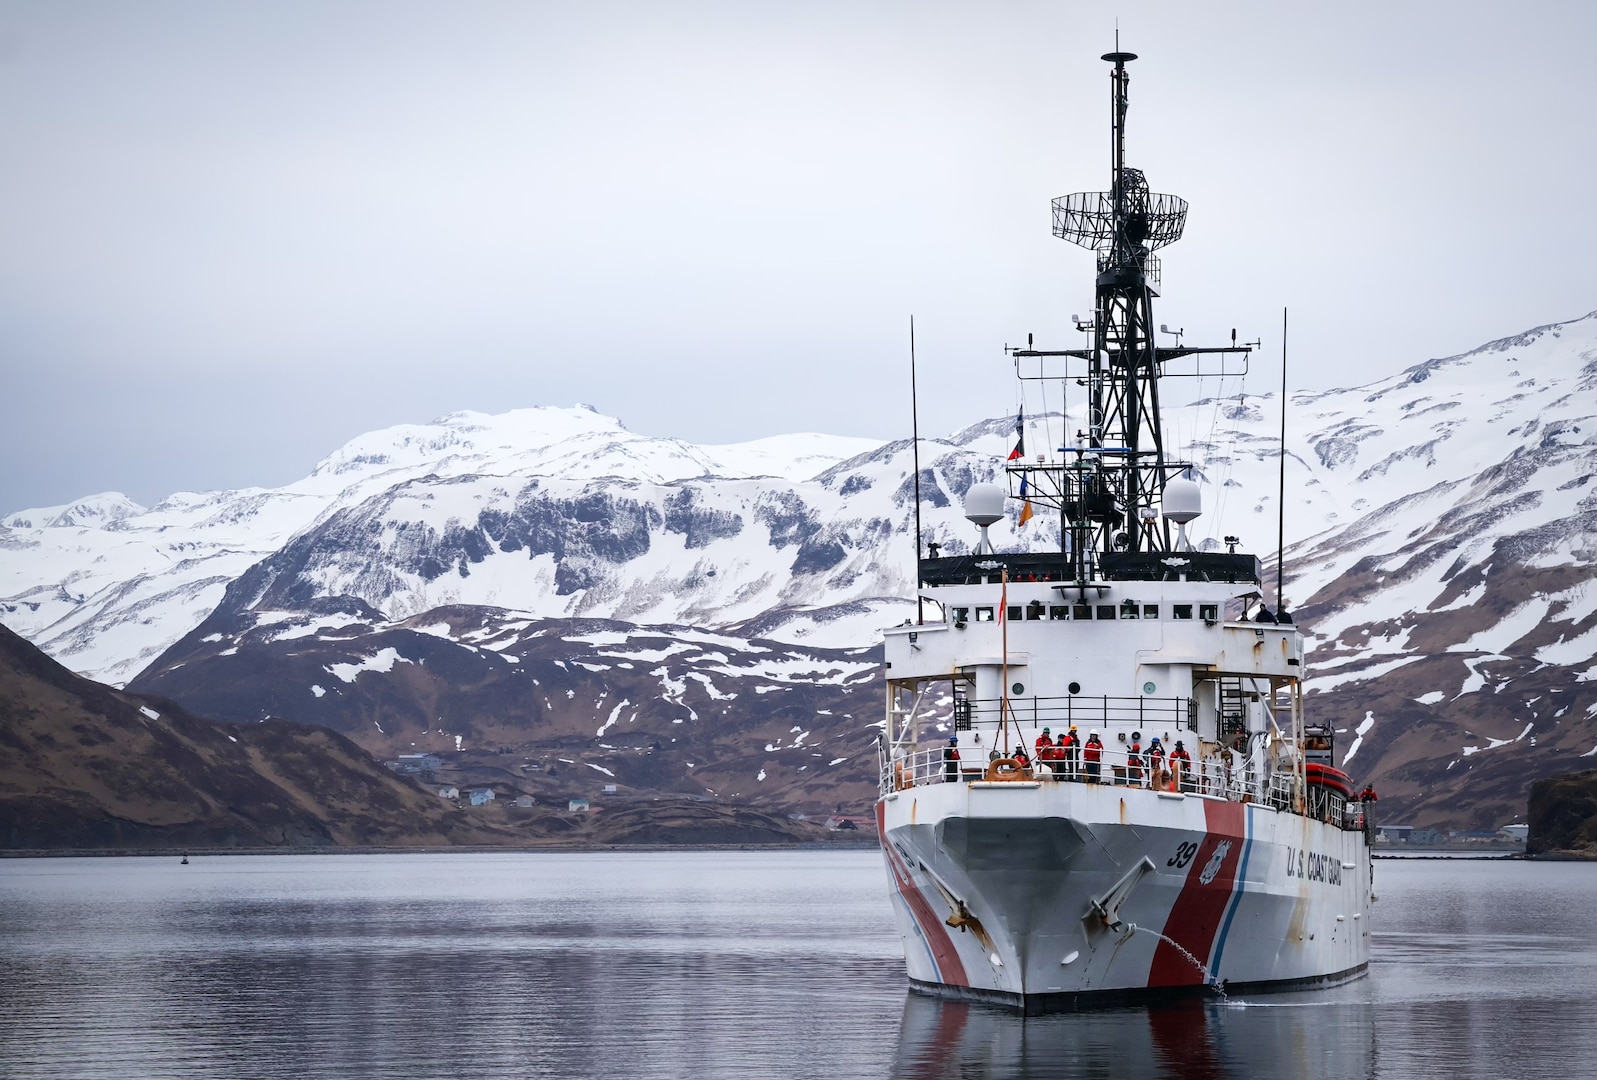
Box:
[876,779,1370,1011]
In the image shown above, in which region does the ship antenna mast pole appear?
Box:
[1000,567,1012,754]
[910,316,924,625]
[1277,307,1288,615]
[1092,48,1171,555]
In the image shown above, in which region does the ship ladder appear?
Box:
[1218,676,1249,750]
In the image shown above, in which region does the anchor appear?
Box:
[1084,856,1156,931]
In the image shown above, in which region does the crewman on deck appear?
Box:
[1127,733,1144,786]
[944,736,960,782]
[1036,728,1064,780]
[1063,725,1081,780]
[1170,740,1194,792]
[1084,731,1104,783]
[1147,737,1166,782]
[1013,745,1031,770]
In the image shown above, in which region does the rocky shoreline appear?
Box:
[1526,768,1597,858]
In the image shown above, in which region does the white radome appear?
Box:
[1162,476,1202,524]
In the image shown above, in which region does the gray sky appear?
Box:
[2,1,1593,512]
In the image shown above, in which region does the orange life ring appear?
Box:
[983,758,1034,782]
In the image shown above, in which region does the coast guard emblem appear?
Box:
[1198,841,1232,885]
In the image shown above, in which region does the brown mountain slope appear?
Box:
[0,622,517,849]
[129,610,884,819]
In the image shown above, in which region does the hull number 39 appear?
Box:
[1167,840,1234,884]
[1168,841,1199,869]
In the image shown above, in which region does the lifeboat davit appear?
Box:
[1305,761,1354,799]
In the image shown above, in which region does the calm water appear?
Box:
[0,851,1592,1079]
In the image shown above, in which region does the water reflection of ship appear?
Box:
[889,992,1378,1080]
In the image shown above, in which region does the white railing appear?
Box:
[879,741,1368,833]
[957,694,1198,734]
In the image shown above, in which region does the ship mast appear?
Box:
[1012,50,1250,580]
[1092,51,1165,555]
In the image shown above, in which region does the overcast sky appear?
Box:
[2,1,1593,512]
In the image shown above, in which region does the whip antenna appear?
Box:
[910,316,924,624]
[1277,307,1288,614]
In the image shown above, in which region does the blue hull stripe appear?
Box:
[1208,803,1255,976]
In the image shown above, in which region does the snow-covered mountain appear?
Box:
[5,312,1597,827]
[0,406,889,685]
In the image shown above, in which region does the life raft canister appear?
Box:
[1304,761,1354,799]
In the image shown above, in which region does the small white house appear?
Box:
[568,798,590,812]
[437,786,459,800]
[602,784,618,796]
[513,794,535,808]
[468,788,496,806]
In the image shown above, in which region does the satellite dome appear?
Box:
[1162,476,1202,524]
[963,483,1006,527]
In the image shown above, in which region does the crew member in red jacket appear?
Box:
[1169,740,1194,792]
[1035,727,1065,780]
[1083,730,1104,783]
[1147,737,1166,784]
[1127,733,1144,786]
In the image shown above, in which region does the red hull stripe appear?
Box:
[877,803,970,987]
[1148,800,1246,987]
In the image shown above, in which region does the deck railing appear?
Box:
[957,694,1198,734]
[879,741,1368,832]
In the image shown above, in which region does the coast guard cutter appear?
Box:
[876,49,1374,1012]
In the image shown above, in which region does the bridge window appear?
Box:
[1049,605,1069,620]
[1172,604,1193,620]
[1144,605,1159,619]
[1008,606,1023,622]
[1073,604,1091,620]
[975,607,995,622]
[1096,605,1116,620]
[1200,603,1219,623]
[1120,600,1139,619]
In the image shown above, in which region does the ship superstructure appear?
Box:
[875,50,1373,1012]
